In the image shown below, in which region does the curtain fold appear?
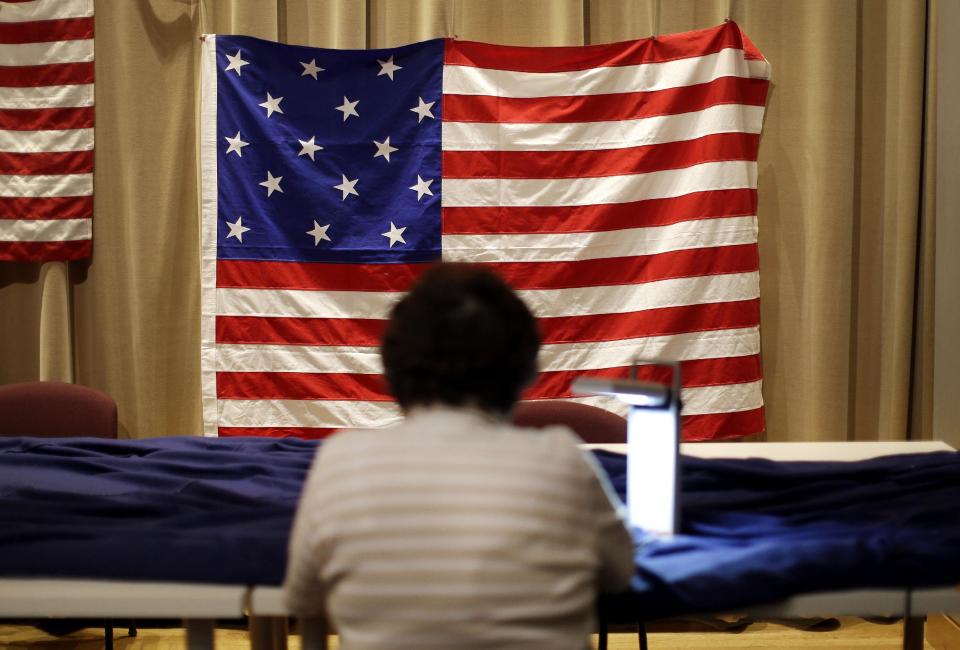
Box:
[71,0,204,437]
[38,262,73,383]
[0,0,938,441]
[909,0,937,442]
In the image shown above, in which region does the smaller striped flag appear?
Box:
[0,0,94,262]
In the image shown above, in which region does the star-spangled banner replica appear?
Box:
[0,0,94,261]
[199,23,770,440]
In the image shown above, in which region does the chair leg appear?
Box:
[104,621,114,650]
[638,622,648,650]
[598,616,608,650]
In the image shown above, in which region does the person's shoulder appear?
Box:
[502,422,586,460]
[535,423,584,448]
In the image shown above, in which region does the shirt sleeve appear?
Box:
[282,445,331,618]
[580,448,636,593]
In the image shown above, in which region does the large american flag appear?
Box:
[0,0,94,261]
[200,22,769,440]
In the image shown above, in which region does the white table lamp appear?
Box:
[572,360,682,536]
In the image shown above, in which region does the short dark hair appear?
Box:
[381,263,540,414]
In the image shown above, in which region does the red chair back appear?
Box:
[511,400,626,444]
[0,381,118,438]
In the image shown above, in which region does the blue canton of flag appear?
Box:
[216,36,444,264]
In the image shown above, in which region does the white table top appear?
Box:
[0,579,247,618]
[585,440,954,461]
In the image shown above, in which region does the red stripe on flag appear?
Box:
[217,246,756,293]
[445,22,756,72]
[0,196,93,220]
[216,259,427,290]
[217,372,390,401]
[0,107,95,131]
[682,407,765,441]
[539,299,760,344]
[444,134,760,180]
[218,426,339,439]
[216,299,761,347]
[217,413,765,441]
[0,17,94,44]
[216,359,763,401]
[0,61,94,87]
[0,150,94,176]
[443,77,768,124]
[491,245,759,290]
[442,189,756,234]
[526,355,763,398]
[0,239,91,261]
[217,316,386,346]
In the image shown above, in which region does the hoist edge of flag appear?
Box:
[199,34,221,437]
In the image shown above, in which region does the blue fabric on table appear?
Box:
[0,436,318,585]
[598,450,960,619]
[0,437,958,619]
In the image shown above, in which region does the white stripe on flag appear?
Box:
[519,272,760,317]
[443,48,769,98]
[214,327,761,374]
[0,218,92,242]
[217,287,401,319]
[218,398,401,429]
[0,84,94,110]
[216,344,384,374]
[442,104,765,152]
[442,216,758,263]
[442,161,756,207]
[680,380,764,416]
[570,380,763,417]
[0,174,93,198]
[0,128,94,153]
[0,39,94,67]
[539,327,761,371]
[217,273,758,320]
[0,0,93,22]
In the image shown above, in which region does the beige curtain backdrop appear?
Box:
[0,0,937,441]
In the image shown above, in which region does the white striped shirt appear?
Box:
[283,407,635,650]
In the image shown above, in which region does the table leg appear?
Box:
[272,617,289,649]
[903,616,925,650]
[249,616,288,650]
[184,619,215,650]
[300,617,328,650]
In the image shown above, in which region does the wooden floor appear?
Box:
[1,616,957,649]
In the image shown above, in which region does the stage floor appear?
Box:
[1,616,956,650]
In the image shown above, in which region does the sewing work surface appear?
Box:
[0,436,958,619]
